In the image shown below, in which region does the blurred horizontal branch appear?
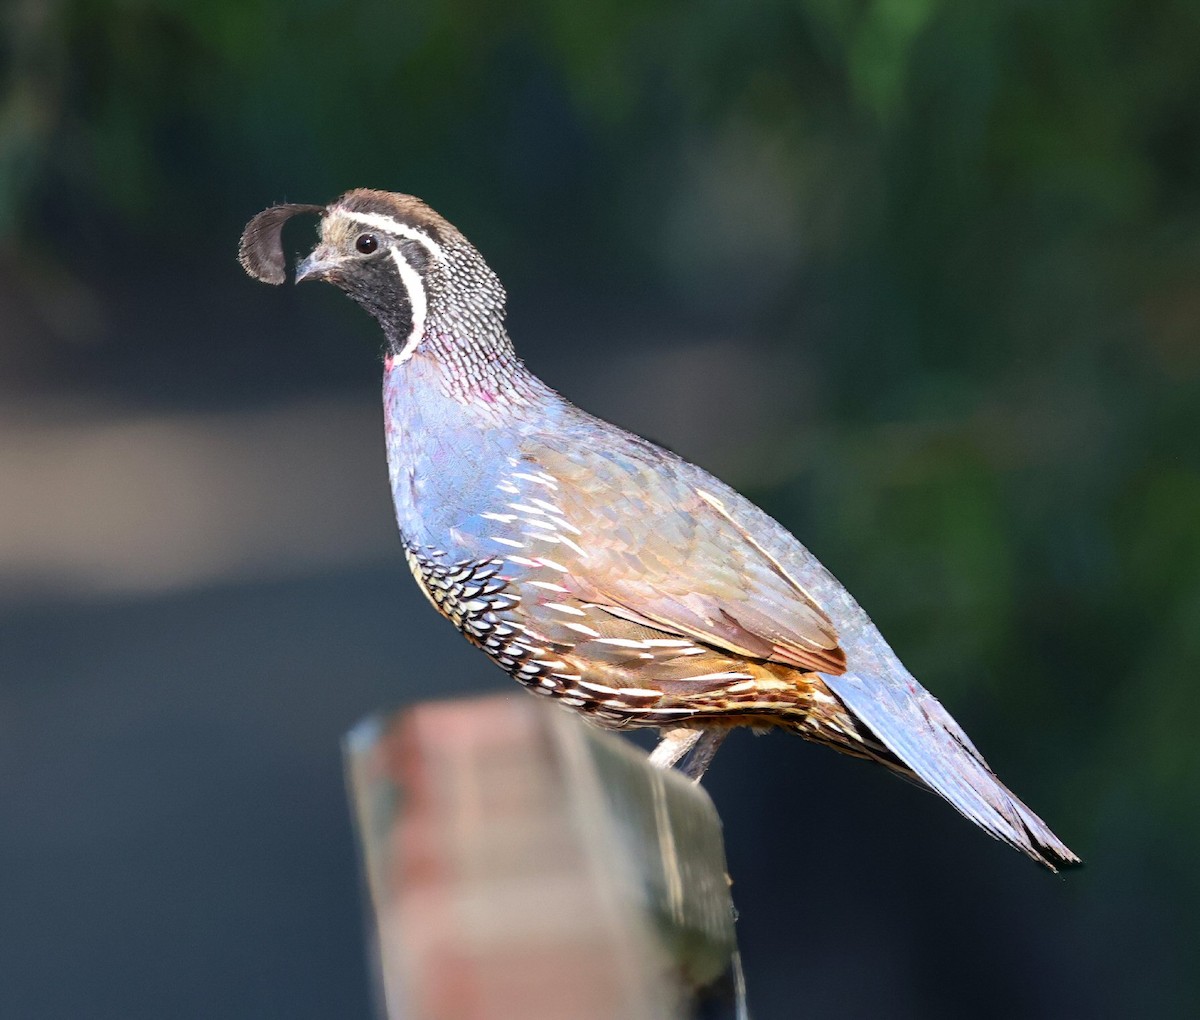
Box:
[0,395,391,599]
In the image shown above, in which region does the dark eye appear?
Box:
[355,233,379,254]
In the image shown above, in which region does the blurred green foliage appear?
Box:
[2,0,1199,1008]
[9,0,1200,827]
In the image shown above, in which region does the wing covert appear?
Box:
[525,442,846,676]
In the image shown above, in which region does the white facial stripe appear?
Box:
[389,247,428,365]
[336,209,447,264]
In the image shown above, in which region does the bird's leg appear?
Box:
[648,727,703,769]
[679,729,727,782]
[648,727,728,782]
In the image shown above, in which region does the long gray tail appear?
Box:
[822,671,1081,872]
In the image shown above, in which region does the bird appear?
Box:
[239,189,1080,871]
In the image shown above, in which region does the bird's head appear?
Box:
[239,189,507,361]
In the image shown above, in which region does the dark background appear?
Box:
[3,1,1198,1016]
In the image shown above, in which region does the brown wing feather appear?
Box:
[526,444,847,678]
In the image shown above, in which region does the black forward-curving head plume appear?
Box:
[238,203,325,284]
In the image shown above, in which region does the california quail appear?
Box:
[240,190,1080,870]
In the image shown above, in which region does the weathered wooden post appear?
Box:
[345,695,748,1019]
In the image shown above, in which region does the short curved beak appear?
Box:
[294,246,341,284]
